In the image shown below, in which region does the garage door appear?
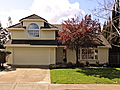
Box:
[13,48,50,65]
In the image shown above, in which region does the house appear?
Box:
[5,14,111,65]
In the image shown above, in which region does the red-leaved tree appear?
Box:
[57,14,101,64]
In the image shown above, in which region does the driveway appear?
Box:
[0,65,50,90]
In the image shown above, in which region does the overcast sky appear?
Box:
[0,0,105,28]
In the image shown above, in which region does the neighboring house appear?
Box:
[109,46,120,65]
[5,14,111,65]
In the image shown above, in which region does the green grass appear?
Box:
[50,67,120,84]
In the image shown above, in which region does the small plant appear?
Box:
[79,62,85,67]
[86,61,90,67]
[76,62,85,67]
[67,62,74,67]
[49,64,56,69]
[103,62,108,67]
[96,61,100,67]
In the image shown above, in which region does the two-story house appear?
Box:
[5,14,111,66]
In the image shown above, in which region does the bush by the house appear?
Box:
[86,61,90,67]
[49,64,57,69]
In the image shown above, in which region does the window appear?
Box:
[28,23,39,29]
[27,23,40,38]
[27,30,39,37]
[78,48,98,60]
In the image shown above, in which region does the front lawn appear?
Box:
[50,67,120,84]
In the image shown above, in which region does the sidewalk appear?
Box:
[0,65,120,90]
[50,84,120,90]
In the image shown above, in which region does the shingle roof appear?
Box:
[8,23,23,28]
[8,14,57,29]
[19,14,48,22]
[53,24,62,30]
[12,40,58,45]
[8,22,57,29]
[97,34,111,47]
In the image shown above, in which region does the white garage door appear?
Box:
[13,48,50,65]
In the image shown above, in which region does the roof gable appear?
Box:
[19,14,48,22]
[8,14,57,29]
[97,34,111,47]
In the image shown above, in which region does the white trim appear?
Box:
[11,48,14,64]
[54,48,56,64]
[27,29,40,38]
[98,46,111,48]
[57,46,65,47]
[20,19,45,22]
[49,48,51,65]
[5,45,58,48]
[26,23,40,38]
[8,28,25,31]
[79,59,100,61]
[10,38,55,40]
[79,48,98,60]
[41,28,59,31]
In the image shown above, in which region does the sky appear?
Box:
[0,0,106,28]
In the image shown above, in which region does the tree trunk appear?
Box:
[75,48,79,65]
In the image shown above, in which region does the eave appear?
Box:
[20,19,45,22]
[41,28,59,31]
[5,44,57,48]
[98,46,111,48]
[8,28,25,31]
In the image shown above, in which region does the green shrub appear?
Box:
[86,61,90,67]
[103,62,108,67]
[76,62,85,67]
[67,62,74,67]
[95,61,100,67]
[49,64,56,69]
[79,62,85,67]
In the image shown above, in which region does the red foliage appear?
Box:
[57,14,101,50]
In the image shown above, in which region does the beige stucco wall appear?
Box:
[56,47,64,63]
[66,47,109,64]
[6,46,109,65]
[10,29,56,40]
[41,30,55,40]
[98,47,109,64]
[10,30,26,39]
[9,21,56,40]
[23,21,44,27]
[66,49,76,63]
[6,47,56,65]
[50,48,56,64]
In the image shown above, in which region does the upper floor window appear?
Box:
[27,23,40,38]
[28,23,39,29]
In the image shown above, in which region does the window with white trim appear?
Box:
[78,48,98,60]
[27,23,40,38]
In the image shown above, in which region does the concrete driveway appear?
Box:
[0,65,50,90]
